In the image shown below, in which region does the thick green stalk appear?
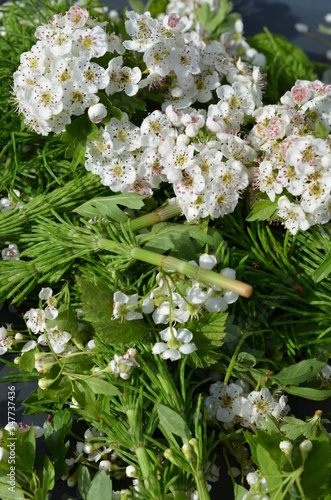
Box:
[135,446,161,499]
[194,469,210,500]
[130,248,253,298]
[98,240,253,298]
[129,202,182,232]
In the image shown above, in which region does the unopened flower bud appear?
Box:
[88,103,107,123]
[15,333,24,340]
[38,377,55,390]
[300,439,312,462]
[67,472,77,488]
[99,460,112,471]
[279,440,293,460]
[126,465,138,477]
[14,356,21,365]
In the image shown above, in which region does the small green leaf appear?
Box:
[73,380,96,406]
[188,312,228,368]
[84,377,122,397]
[44,409,72,477]
[246,199,278,222]
[284,386,331,401]
[47,303,78,337]
[87,470,113,500]
[76,276,148,344]
[301,435,331,498]
[273,359,326,387]
[137,223,220,259]
[96,92,124,121]
[314,121,329,139]
[237,351,256,367]
[62,115,97,170]
[78,465,91,500]
[74,193,147,222]
[19,350,35,372]
[128,0,145,13]
[157,404,191,442]
[312,251,331,282]
[256,443,283,494]
[37,456,55,497]
[145,0,168,18]
[234,484,249,500]
[0,484,25,499]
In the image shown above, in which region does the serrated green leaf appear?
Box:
[87,470,113,500]
[273,359,326,387]
[301,435,331,498]
[74,193,146,222]
[187,312,228,368]
[157,404,191,442]
[137,222,220,259]
[246,199,278,222]
[284,385,331,401]
[47,303,78,337]
[62,115,97,170]
[97,317,149,344]
[84,377,121,397]
[44,409,72,477]
[76,276,148,344]
[256,443,283,495]
[111,92,146,117]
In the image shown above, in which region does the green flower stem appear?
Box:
[130,248,253,298]
[194,469,210,500]
[130,202,182,232]
[224,331,251,385]
[98,240,253,297]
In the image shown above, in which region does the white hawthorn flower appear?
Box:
[112,291,143,321]
[1,243,20,260]
[152,326,197,361]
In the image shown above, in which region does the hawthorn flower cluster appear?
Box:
[86,106,256,221]
[108,347,140,380]
[84,9,263,221]
[12,5,121,135]
[204,380,289,429]
[22,287,72,354]
[251,79,331,233]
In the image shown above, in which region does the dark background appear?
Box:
[1,0,331,498]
